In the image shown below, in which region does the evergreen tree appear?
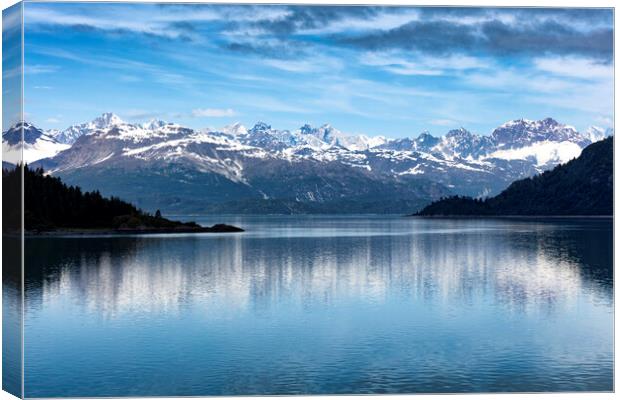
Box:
[416,137,613,216]
[2,165,202,231]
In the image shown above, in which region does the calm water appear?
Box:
[18,216,613,396]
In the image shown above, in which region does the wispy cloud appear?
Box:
[192,108,237,118]
[25,4,613,64]
[4,64,59,79]
[26,7,182,39]
[239,95,313,114]
[360,52,441,76]
[29,46,199,88]
[533,56,613,80]
[22,4,615,135]
[595,115,613,126]
[25,4,292,42]
[360,51,489,76]
[25,64,59,74]
[262,56,343,73]
[333,17,613,63]
[121,109,164,121]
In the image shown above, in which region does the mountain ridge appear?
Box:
[416,136,613,216]
[3,113,613,214]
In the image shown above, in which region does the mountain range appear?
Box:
[2,112,613,214]
[417,136,613,216]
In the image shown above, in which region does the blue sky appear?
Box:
[3,3,22,130]
[17,3,614,137]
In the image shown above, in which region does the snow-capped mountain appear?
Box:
[53,112,125,144]
[15,113,612,214]
[491,118,587,149]
[585,126,613,143]
[220,122,248,136]
[141,119,170,131]
[433,128,495,159]
[2,122,70,164]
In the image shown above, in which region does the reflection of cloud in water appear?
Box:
[27,223,611,319]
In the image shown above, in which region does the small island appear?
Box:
[3,165,244,234]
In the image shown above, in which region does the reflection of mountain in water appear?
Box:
[24,220,612,319]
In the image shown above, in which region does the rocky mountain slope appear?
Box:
[417,137,613,216]
[2,122,69,164]
[3,113,612,214]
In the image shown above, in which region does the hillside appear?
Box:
[3,165,243,233]
[416,137,613,216]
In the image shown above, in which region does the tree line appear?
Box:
[3,165,195,231]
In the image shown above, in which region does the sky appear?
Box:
[13,3,615,137]
[3,3,22,131]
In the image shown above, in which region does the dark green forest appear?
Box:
[3,165,205,231]
[417,136,613,216]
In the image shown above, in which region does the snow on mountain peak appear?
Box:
[296,123,342,143]
[491,117,583,150]
[541,117,559,125]
[52,113,125,145]
[93,112,124,129]
[221,122,248,136]
[585,126,613,143]
[445,127,472,138]
[499,118,534,129]
[12,114,611,178]
[142,119,169,131]
[299,124,313,135]
[250,122,272,133]
[416,131,436,142]
[2,121,69,163]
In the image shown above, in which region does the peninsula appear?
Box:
[3,165,244,234]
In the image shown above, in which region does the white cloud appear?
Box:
[30,46,198,88]
[468,72,613,116]
[261,54,343,73]
[533,57,613,80]
[299,8,605,37]
[465,70,574,93]
[45,117,60,123]
[25,5,291,41]
[122,109,163,120]
[25,7,183,39]
[25,64,59,74]
[298,9,421,35]
[526,82,613,115]
[360,52,489,76]
[360,53,440,76]
[595,115,613,126]
[4,64,59,79]
[191,108,237,118]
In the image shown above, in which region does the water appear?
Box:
[18,216,613,396]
